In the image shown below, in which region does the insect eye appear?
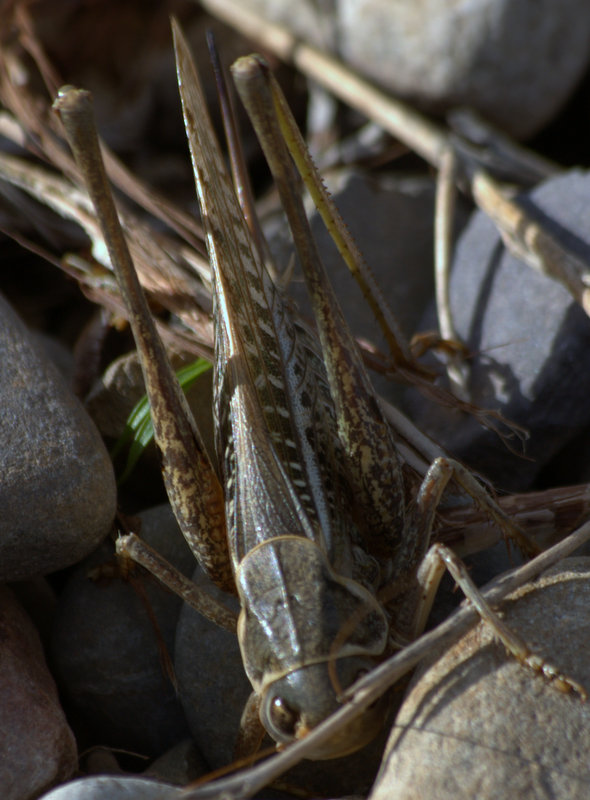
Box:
[268,695,300,739]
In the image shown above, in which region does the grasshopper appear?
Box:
[53,19,586,775]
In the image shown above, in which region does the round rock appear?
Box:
[238,0,590,138]
[51,504,195,757]
[174,567,248,769]
[371,557,590,799]
[0,585,77,800]
[38,776,183,800]
[86,350,215,461]
[408,169,590,491]
[0,293,116,580]
[143,738,207,786]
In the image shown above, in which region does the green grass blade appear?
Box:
[112,357,212,484]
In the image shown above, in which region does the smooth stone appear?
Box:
[408,169,590,492]
[85,350,150,441]
[9,575,57,652]
[339,0,590,138]
[174,566,247,769]
[238,0,590,138]
[0,293,116,580]
[38,776,183,800]
[32,331,75,381]
[371,557,590,800]
[0,585,77,800]
[51,504,195,757]
[79,748,124,777]
[143,738,207,786]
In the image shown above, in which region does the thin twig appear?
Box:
[472,170,590,314]
[434,147,469,396]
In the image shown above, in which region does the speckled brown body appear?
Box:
[174,26,415,756]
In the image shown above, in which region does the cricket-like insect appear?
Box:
[53,18,587,780]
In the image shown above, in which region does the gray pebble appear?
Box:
[409,169,590,491]
[174,566,248,769]
[87,350,213,444]
[38,776,183,800]
[9,575,57,652]
[85,350,149,441]
[0,585,77,800]
[239,0,590,138]
[0,293,116,580]
[371,557,590,799]
[143,738,207,786]
[338,0,590,138]
[51,504,195,756]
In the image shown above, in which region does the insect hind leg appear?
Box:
[420,542,587,699]
[387,457,585,697]
[387,456,537,628]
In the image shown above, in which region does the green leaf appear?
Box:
[111,357,212,485]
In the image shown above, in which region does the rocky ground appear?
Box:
[2,1,590,798]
